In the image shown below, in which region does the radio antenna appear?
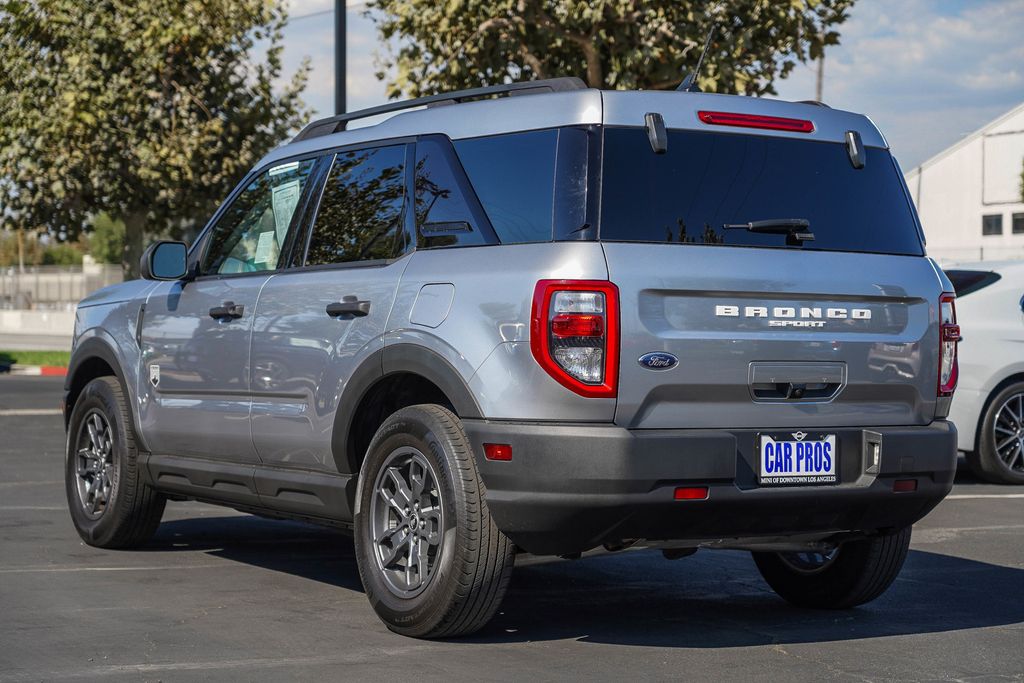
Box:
[677,26,716,92]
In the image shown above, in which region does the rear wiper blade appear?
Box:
[723,218,815,245]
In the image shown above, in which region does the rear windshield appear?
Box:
[944,269,1001,297]
[600,128,923,256]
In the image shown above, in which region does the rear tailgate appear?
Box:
[607,244,942,429]
[597,101,945,430]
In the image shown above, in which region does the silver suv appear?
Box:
[63,78,960,638]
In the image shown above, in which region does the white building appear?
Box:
[904,102,1024,264]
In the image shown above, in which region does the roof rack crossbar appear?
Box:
[292,77,587,143]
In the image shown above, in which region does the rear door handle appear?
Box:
[326,299,371,319]
[209,301,245,320]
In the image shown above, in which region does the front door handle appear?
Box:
[326,298,371,319]
[209,301,244,320]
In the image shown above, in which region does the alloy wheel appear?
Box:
[75,410,116,520]
[777,547,841,574]
[992,392,1024,473]
[369,447,445,598]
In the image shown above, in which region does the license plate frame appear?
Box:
[757,432,839,486]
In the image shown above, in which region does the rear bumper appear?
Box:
[463,420,957,556]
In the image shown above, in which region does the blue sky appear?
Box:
[275,0,1024,169]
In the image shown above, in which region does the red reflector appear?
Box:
[698,110,815,133]
[484,443,512,461]
[551,313,604,338]
[673,486,709,501]
[893,479,917,493]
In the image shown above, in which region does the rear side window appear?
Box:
[600,128,924,256]
[414,137,489,249]
[454,129,558,243]
[944,269,1001,297]
[306,144,407,266]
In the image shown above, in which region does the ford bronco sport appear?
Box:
[63,77,959,638]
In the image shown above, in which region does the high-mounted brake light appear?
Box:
[531,280,619,398]
[938,293,960,397]
[697,110,815,134]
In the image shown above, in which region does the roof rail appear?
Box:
[292,77,588,143]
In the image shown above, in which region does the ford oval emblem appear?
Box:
[638,352,678,370]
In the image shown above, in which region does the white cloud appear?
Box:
[773,0,1024,166]
[276,2,390,119]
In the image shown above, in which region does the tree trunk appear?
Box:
[121,210,147,280]
[579,40,604,88]
[16,228,24,273]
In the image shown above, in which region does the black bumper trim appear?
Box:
[463,420,957,556]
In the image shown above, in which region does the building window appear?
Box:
[1013,213,1024,235]
[982,214,1003,236]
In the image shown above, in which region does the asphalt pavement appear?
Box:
[1,376,1022,681]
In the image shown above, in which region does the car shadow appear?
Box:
[149,514,1024,648]
[952,458,1004,486]
[473,547,1024,648]
[150,514,364,593]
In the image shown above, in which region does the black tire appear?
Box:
[966,381,1024,484]
[65,377,166,548]
[752,527,911,609]
[354,405,514,638]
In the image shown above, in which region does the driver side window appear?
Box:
[201,159,315,275]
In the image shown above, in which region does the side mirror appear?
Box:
[140,241,188,281]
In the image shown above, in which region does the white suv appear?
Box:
[946,262,1024,484]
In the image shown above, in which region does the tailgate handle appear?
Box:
[748,362,846,403]
[751,381,840,401]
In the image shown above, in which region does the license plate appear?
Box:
[758,433,838,485]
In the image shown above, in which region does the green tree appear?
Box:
[369,0,852,98]
[0,0,311,277]
[41,241,83,266]
[88,213,127,265]
[0,229,41,267]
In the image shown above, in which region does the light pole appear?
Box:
[335,0,346,115]
[815,31,825,103]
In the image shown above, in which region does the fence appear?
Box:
[927,246,1024,265]
[0,264,123,309]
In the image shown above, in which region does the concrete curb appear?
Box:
[8,365,67,377]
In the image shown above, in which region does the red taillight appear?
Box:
[938,293,960,397]
[531,280,619,399]
[673,486,709,501]
[484,443,512,461]
[551,313,604,338]
[697,110,815,133]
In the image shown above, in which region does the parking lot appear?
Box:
[1,375,1021,681]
